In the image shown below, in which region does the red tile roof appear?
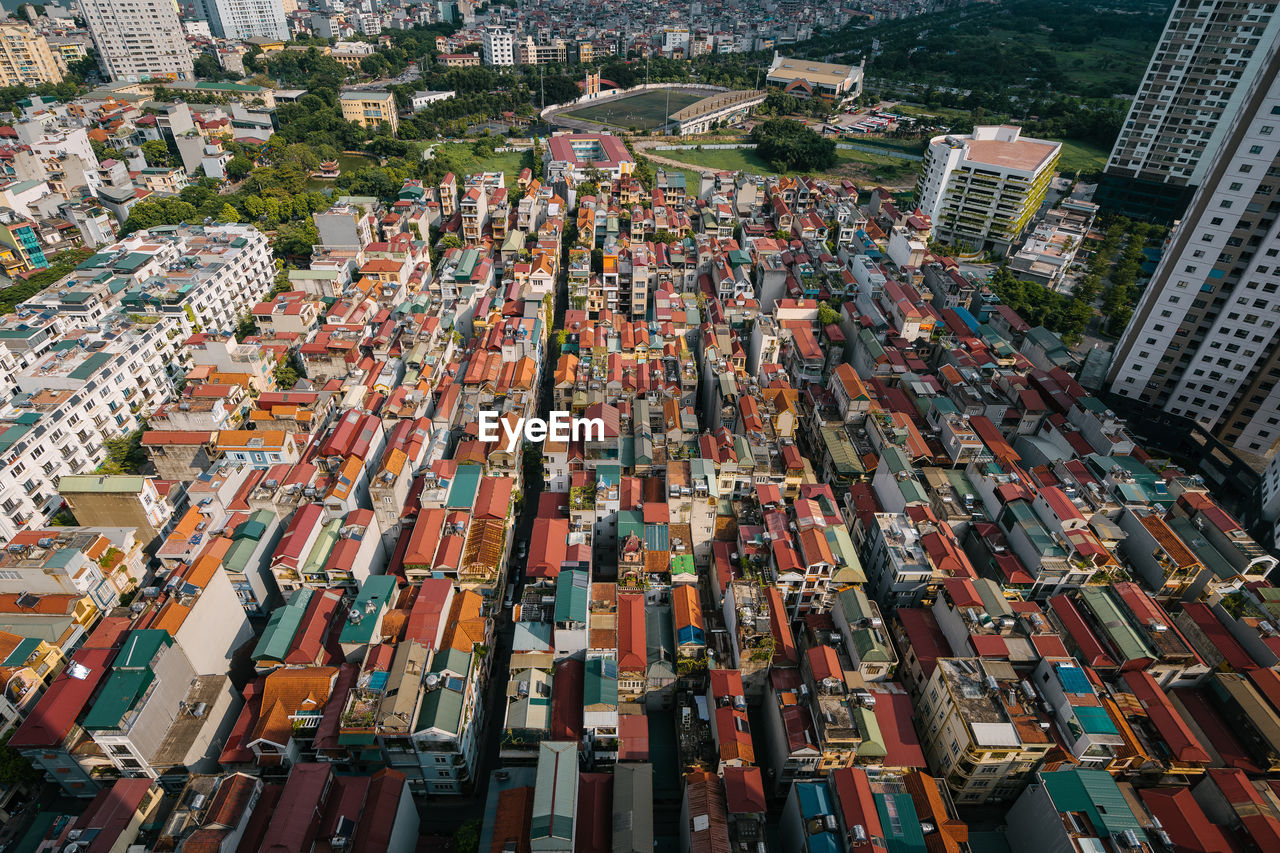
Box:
[1122,671,1210,764]
[1138,787,1232,853]
[9,646,115,748]
[877,691,927,769]
[722,766,766,815]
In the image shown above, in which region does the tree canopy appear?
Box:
[751,119,836,173]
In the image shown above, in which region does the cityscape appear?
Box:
[0,0,1277,851]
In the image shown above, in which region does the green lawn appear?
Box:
[427,142,531,186]
[653,145,919,187]
[839,136,926,156]
[1051,138,1110,175]
[564,90,708,131]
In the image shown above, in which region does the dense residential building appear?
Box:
[1108,43,1280,462]
[2,32,1279,848]
[482,25,515,66]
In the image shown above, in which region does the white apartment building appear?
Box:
[22,225,275,338]
[915,126,1061,256]
[0,321,173,539]
[79,0,194,82]
[0,225,274,538]
[1108,41,1280,461]
[482,26,514,66]
[202,0,289,42]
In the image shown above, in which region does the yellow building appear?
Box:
[339,91,399,134]
[917,658,1054,805]
[0,23,64,87]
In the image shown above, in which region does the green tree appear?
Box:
[225,154,253,180]
[273,364,300,389]
[97,429,148,475]
[453,819,481,853]
[217,203,240,223]
[235,313,258,342]
[817,303,841,327]
[0,732,39,788]
[751,118,836,172]
[439,232,464,249]
[141,139,174,168]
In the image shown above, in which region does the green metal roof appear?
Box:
[252,589,311,660]
[853,706,885,757]
[532,742,578,843]
[875,792,926,853]
[1074,705,1118,736]
[115,630,171,668]
[338,575,397,645]
[1078,587,1153,663]
[113,252,151,272]
[671,555,695,576]
[234,514,270,541]
[302,519,342,575]
[82,668,153,730]
[0,423,32,452]
[826,526,865,583]
[1040,769,1146,840]
[584,657,618,707]
[416,684,464,734]
[446,464,482,509]
[643,523,668,552]
[67,352,111,381]
[554,570,588,623]
[2,637,41,667]
[821,426,864,476]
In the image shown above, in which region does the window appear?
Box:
[1251,145,1264,154]
[1263,126,1275,136]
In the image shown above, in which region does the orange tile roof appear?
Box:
[440,589,486,652]
[250,667,338,747]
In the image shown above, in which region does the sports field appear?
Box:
[563,89,708,131]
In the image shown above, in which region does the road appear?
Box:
[417,244,566,837]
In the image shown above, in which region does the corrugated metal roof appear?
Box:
[1041,769,1146,840]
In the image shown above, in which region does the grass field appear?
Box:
[651,145,919,187]
[840,137,927,156]
[1052,138,1110,175]
[564,90,708,131]
[426,143,530,186]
